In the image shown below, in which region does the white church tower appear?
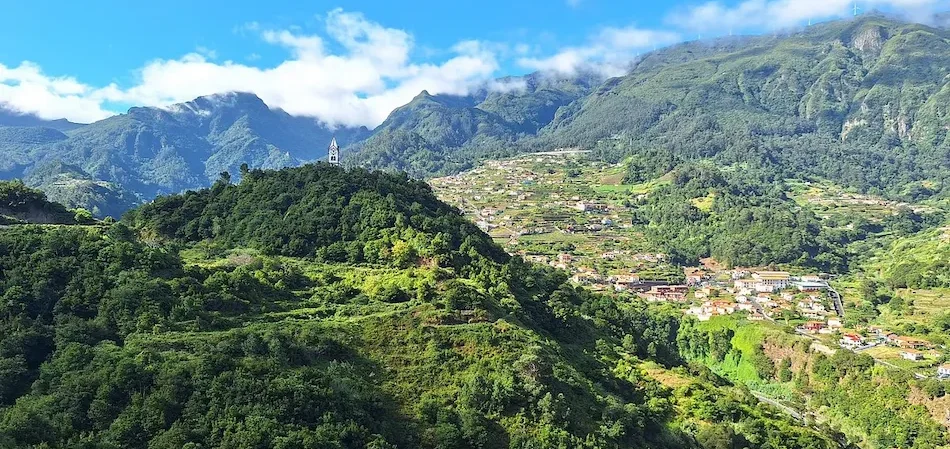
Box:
[328,137,340,165]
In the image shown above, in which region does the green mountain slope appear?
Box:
[0,165,845,448]
[347,73,598,177]
[0,180,86,224]
[551,16,950,197]
[477,72,601,135]
[0,126,70,177]
[865,219,950,289]
[23,161,139,218]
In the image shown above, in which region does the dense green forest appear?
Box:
[624,162,944,271]
[0,164,849,448]
[629,164,846,270]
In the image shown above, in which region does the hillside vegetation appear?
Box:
[680,316,949,449]
[347,73,599,178]
[866,221,950,289]
[577,17,950,199]
[0,164,845,448]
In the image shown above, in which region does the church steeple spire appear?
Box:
[328,137,340,165]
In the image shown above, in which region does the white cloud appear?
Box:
[518,26,681,76]
[566,0,583,7]
[667,0,947,33]
[0,8,499,128]
[0,62,114,122]
[488,78,528,93]
[261,30,324,60]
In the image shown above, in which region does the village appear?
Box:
[576,263,950,380]
[430,152,950,381]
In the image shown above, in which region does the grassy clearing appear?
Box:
[690,193,716,213]
[861,346,942,371]
[639,361,692,388]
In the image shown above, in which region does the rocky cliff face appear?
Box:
[851,24,887,54]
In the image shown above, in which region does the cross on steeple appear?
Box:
[328,138,340,165]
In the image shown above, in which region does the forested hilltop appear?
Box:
[0,163,855,448]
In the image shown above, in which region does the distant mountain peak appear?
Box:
[0,105,84,131]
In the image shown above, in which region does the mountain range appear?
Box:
[350,14,950,198]
[2,14,950,216]
[0,93,369,216]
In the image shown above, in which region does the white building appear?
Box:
[751,271,791,291]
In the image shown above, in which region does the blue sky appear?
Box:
[0,0,947,126]
[0,0,669,84]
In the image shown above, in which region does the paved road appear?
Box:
[748,297,776,323]
[827,285,844,317]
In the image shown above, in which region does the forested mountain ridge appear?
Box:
[0,179,90,224]
[0,93,369,217]
[125,163,509,269]
[0,164,849,448]
[21,161,139,219]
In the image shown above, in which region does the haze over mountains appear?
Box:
[1,14,949,216]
